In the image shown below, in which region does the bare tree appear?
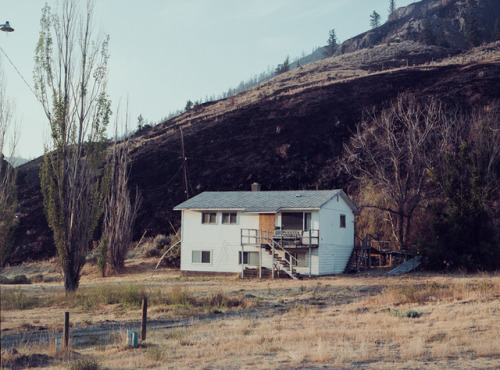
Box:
[341,94,454,248]
[100,110,141,274]
[34,0,111,292]
[0,60,19,266]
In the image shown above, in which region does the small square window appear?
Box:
[239,251,259,265]
[192,250,211,263]
[340,214,346,228]
[202,212,217,224]
[222,212,237,224]
[287,252,308,267]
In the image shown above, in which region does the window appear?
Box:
[192,250,211,263]
[282,212,304,230]
[287,252,308,267]
[202,212,217,224]
[340,214,346,228]
[222,212,237,224]
[304,212,312,231]
[239,251,259,265]
[282,212,311,230]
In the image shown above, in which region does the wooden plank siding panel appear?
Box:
[259,214,275,236]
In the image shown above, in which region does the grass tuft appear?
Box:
[68,357,101,370]
[66,283,146,310]
[1,287,41,310]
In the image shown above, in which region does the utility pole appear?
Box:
[180,126,190,200]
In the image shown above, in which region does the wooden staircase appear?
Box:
[261,243,302,280]
[344,234,371,273]
[243,267,291,279]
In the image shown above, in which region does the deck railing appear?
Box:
[241,228,319,247]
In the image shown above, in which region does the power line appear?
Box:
[0,45,41,106]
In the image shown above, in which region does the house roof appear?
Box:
[174,190,359,214]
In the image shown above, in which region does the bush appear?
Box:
[154,234,170,249]
[0,274,31,285]
[2,287,40,310]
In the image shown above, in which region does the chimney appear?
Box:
[251,182,261,192]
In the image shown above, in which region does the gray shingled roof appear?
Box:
[174,190,359,214]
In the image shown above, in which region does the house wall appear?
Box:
[179,195,356,276]
[275,211,320,275]
[318,195,356,275]
[181,210,267,273]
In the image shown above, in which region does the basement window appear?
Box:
[202,212,217,224]
[287,252,308,267]
[192,250,211,263]
[340,214,346,228]
[239,251,259,266]
[222,212,237,224]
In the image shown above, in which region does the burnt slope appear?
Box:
[10,52,500,264]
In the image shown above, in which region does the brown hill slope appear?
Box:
[10,42,500,264]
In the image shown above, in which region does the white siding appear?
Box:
[317,195,355,275]
[179,194,356,276]
[180,210,259,273]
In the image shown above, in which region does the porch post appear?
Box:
[271,240,275,280]
[309,232,312,278]
[259,230,262,279]
[241,244,244,279]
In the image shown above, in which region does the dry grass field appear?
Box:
[1,257,500,369]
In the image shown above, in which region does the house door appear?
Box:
[259,214,275,237]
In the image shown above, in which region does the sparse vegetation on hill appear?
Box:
[7,0,500,272]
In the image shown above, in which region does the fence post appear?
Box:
[63,312,69,350]
[141,298,148,341]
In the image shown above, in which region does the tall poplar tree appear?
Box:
[34,0,111,293]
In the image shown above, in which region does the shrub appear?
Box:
[0,274,31,285]
[68,357,101,370]
[168,285,193,307]
[154,234,170,249]
[2,287,40,310]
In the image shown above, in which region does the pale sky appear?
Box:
[1,0,416,158]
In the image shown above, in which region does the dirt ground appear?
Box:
[1,258,499,369]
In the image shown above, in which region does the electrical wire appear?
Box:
[140,163,184,193]
[0,45,41,105]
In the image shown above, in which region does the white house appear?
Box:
[173,187,359,279]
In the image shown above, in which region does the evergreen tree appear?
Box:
[323,29,338,58]
[425,143,500,271]
[465,4,482,47]
[421,20,436,45]
[370,11,381,29]
[494,18,500,41]
[275,56,290,75]
[388,0,397,16]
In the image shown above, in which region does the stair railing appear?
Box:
[262,230,300,279]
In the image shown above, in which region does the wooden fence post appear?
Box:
[63,312,69,350]
[141,298,148,341]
